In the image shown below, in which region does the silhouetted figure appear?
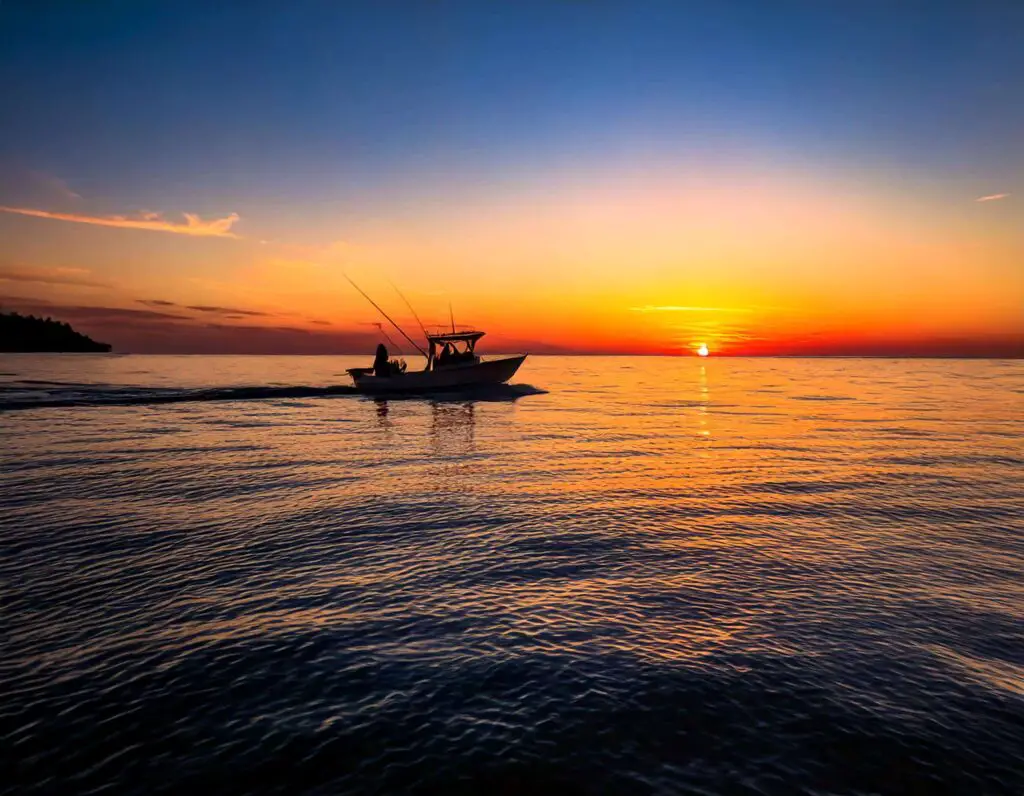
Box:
[373,343,390,376]
[437,343,453,367]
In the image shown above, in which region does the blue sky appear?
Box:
[4,1,1021,209]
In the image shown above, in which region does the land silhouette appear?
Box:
[0,311,111,352]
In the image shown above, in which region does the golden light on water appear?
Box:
[697,344,710,357]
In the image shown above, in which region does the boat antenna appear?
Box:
[449,302,456,334]
[343,274,428,359]
[387,279,429,343]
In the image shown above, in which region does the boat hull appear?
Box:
[348,355,527,394]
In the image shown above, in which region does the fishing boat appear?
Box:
[348,330,527,394]
[342,274,527,394]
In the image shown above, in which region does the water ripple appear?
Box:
[2,355,1023,794]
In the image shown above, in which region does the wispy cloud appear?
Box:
[630,305,752,313]
[0,169,82,204]
[0,206,240,237]
[76,306,193,321]
[32,173,81,202]
[186,305,269,317]
[2,299,191,322]
[975,193,1010,202]
[138,299,179,308]
[0,266,109,288]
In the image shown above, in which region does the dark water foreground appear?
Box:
[3,356,1022,795]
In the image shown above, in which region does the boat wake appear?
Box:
[378,383,548,403]
[0,384,358,411]
[0,382,547,411]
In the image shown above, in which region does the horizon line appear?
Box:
[24,352,1021,360]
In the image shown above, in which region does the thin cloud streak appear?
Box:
[975,193,1010,202]
[0,206,240,237]
[138,299,179,308]
[1,299,191,322]
[32,173,81,202]
[186,305,269,317]
[0,266,109,288]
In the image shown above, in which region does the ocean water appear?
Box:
[2,354,1022,795]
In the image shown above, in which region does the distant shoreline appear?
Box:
[0,312,112,353]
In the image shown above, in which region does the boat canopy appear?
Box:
[426,329,484,369]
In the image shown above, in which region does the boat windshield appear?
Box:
[429,332,482,368]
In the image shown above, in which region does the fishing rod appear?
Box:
[387,279,430,344]
[343,274,428,359]
[373,322,403,355]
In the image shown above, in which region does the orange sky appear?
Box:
[2,162,1021,357]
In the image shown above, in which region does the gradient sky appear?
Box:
[1,0,1022,355]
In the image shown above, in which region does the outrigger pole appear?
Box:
[343,274,428,359]
[387,279,430,344]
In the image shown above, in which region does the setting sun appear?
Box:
[697,344,710,357]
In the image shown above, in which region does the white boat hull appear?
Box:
[348,355,527,394]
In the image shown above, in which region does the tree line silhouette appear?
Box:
[0,311,111,352]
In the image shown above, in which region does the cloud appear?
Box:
[311,320,332,326]
[975,193,1010,202]
[138,299,179,307]
[55,305,191,321]
[30,173,81,202]
[629,305,752,313]
[185,305,270,317]
[201,322,313,336]
[0,297,190,322]
[0,169,82,205]
[0,266,110,288]
[0,206,240,237]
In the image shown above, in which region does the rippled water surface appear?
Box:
[3,355,1023,795]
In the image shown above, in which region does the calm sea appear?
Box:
[3,355,1022,795]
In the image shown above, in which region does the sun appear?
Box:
[696,343,710,357]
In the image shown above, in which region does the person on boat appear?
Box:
[437,343,453,367]
[373,343,390,377]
